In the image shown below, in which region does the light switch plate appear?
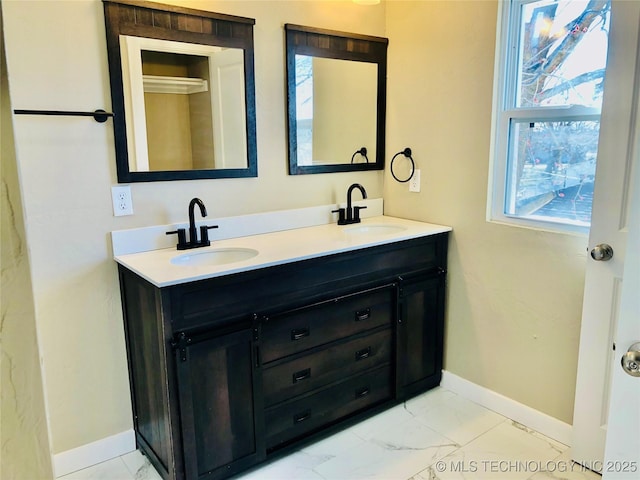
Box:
[112,185,133,216]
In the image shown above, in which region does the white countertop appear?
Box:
[115,215,451,287]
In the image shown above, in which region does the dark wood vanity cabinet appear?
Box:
[118,233,448,480]
[174,328,264,479]
[397,275,447,399]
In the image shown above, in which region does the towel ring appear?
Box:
[351,147,369,164]
[390,147,415,183]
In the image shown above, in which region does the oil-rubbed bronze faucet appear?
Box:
[166,198,219,250]
[333,183,368,225]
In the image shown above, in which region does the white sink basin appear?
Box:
[171,248,259,267]
[343,224,408,236]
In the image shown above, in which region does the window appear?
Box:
[489,0,611,233]
[295,55,314,166]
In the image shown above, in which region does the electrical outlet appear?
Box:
[111,185,133,216]
[409,169,421,193]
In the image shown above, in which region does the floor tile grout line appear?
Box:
[408,404,510,450]
[119,454,138,479]
[72,387,575,480]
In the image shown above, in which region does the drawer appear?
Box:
[265,365,392,450]
[263,328,392,407]
[261,286,394,363]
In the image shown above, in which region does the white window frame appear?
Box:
[487,0,602,235]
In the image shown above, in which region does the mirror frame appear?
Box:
[103,0,258,182]
[285,24,388,175]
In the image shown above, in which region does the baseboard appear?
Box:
[441,370,573,446]
[52,376,571,476]
[53,429,135,478]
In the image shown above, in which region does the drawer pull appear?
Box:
[355,387,370,399]
[293,410,311,424]
[291,328,310,341]
[292,368,311,383]
[355,308,371,322]
[355,347,372,361]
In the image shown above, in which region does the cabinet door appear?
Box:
[396,273,446,399]
[174,328,263,480]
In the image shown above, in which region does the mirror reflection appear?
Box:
[285,23,388,175]
[121,37,247,172]
[103,0,257,182]
[294,55,377,166]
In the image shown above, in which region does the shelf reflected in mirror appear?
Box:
[103,0,257,182]
[122,37,247,173]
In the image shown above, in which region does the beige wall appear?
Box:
[313,58,377,164]
[384,0,587,424]
[1,0,385,457]
[1,17,53,479]
[145,92,195,171]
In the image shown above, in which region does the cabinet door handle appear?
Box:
[355,308,371,322]
[355,347,371,361]
[355,387,370,399]
[293,410,311,424]
[291,328,309,341]
[292,368,311,383]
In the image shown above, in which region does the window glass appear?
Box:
[295,55,313,166]
[516,0,610,108]
[491,0,611,232]
[506,120,599,226]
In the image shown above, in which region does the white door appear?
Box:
[602,109,640,477]
[209,49,247,169]
[572,0,640,470]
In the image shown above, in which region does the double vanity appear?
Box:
[105,4,448,479]
[114,203,451,480]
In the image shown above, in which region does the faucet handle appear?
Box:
[166,228,187,249]
[199,225,219,246]
[332,208,347,225]
[353,206,367,223]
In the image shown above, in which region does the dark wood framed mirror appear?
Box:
[285,24,388,175]
[103,0,257,182]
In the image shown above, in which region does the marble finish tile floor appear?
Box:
[60,387,601,480]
